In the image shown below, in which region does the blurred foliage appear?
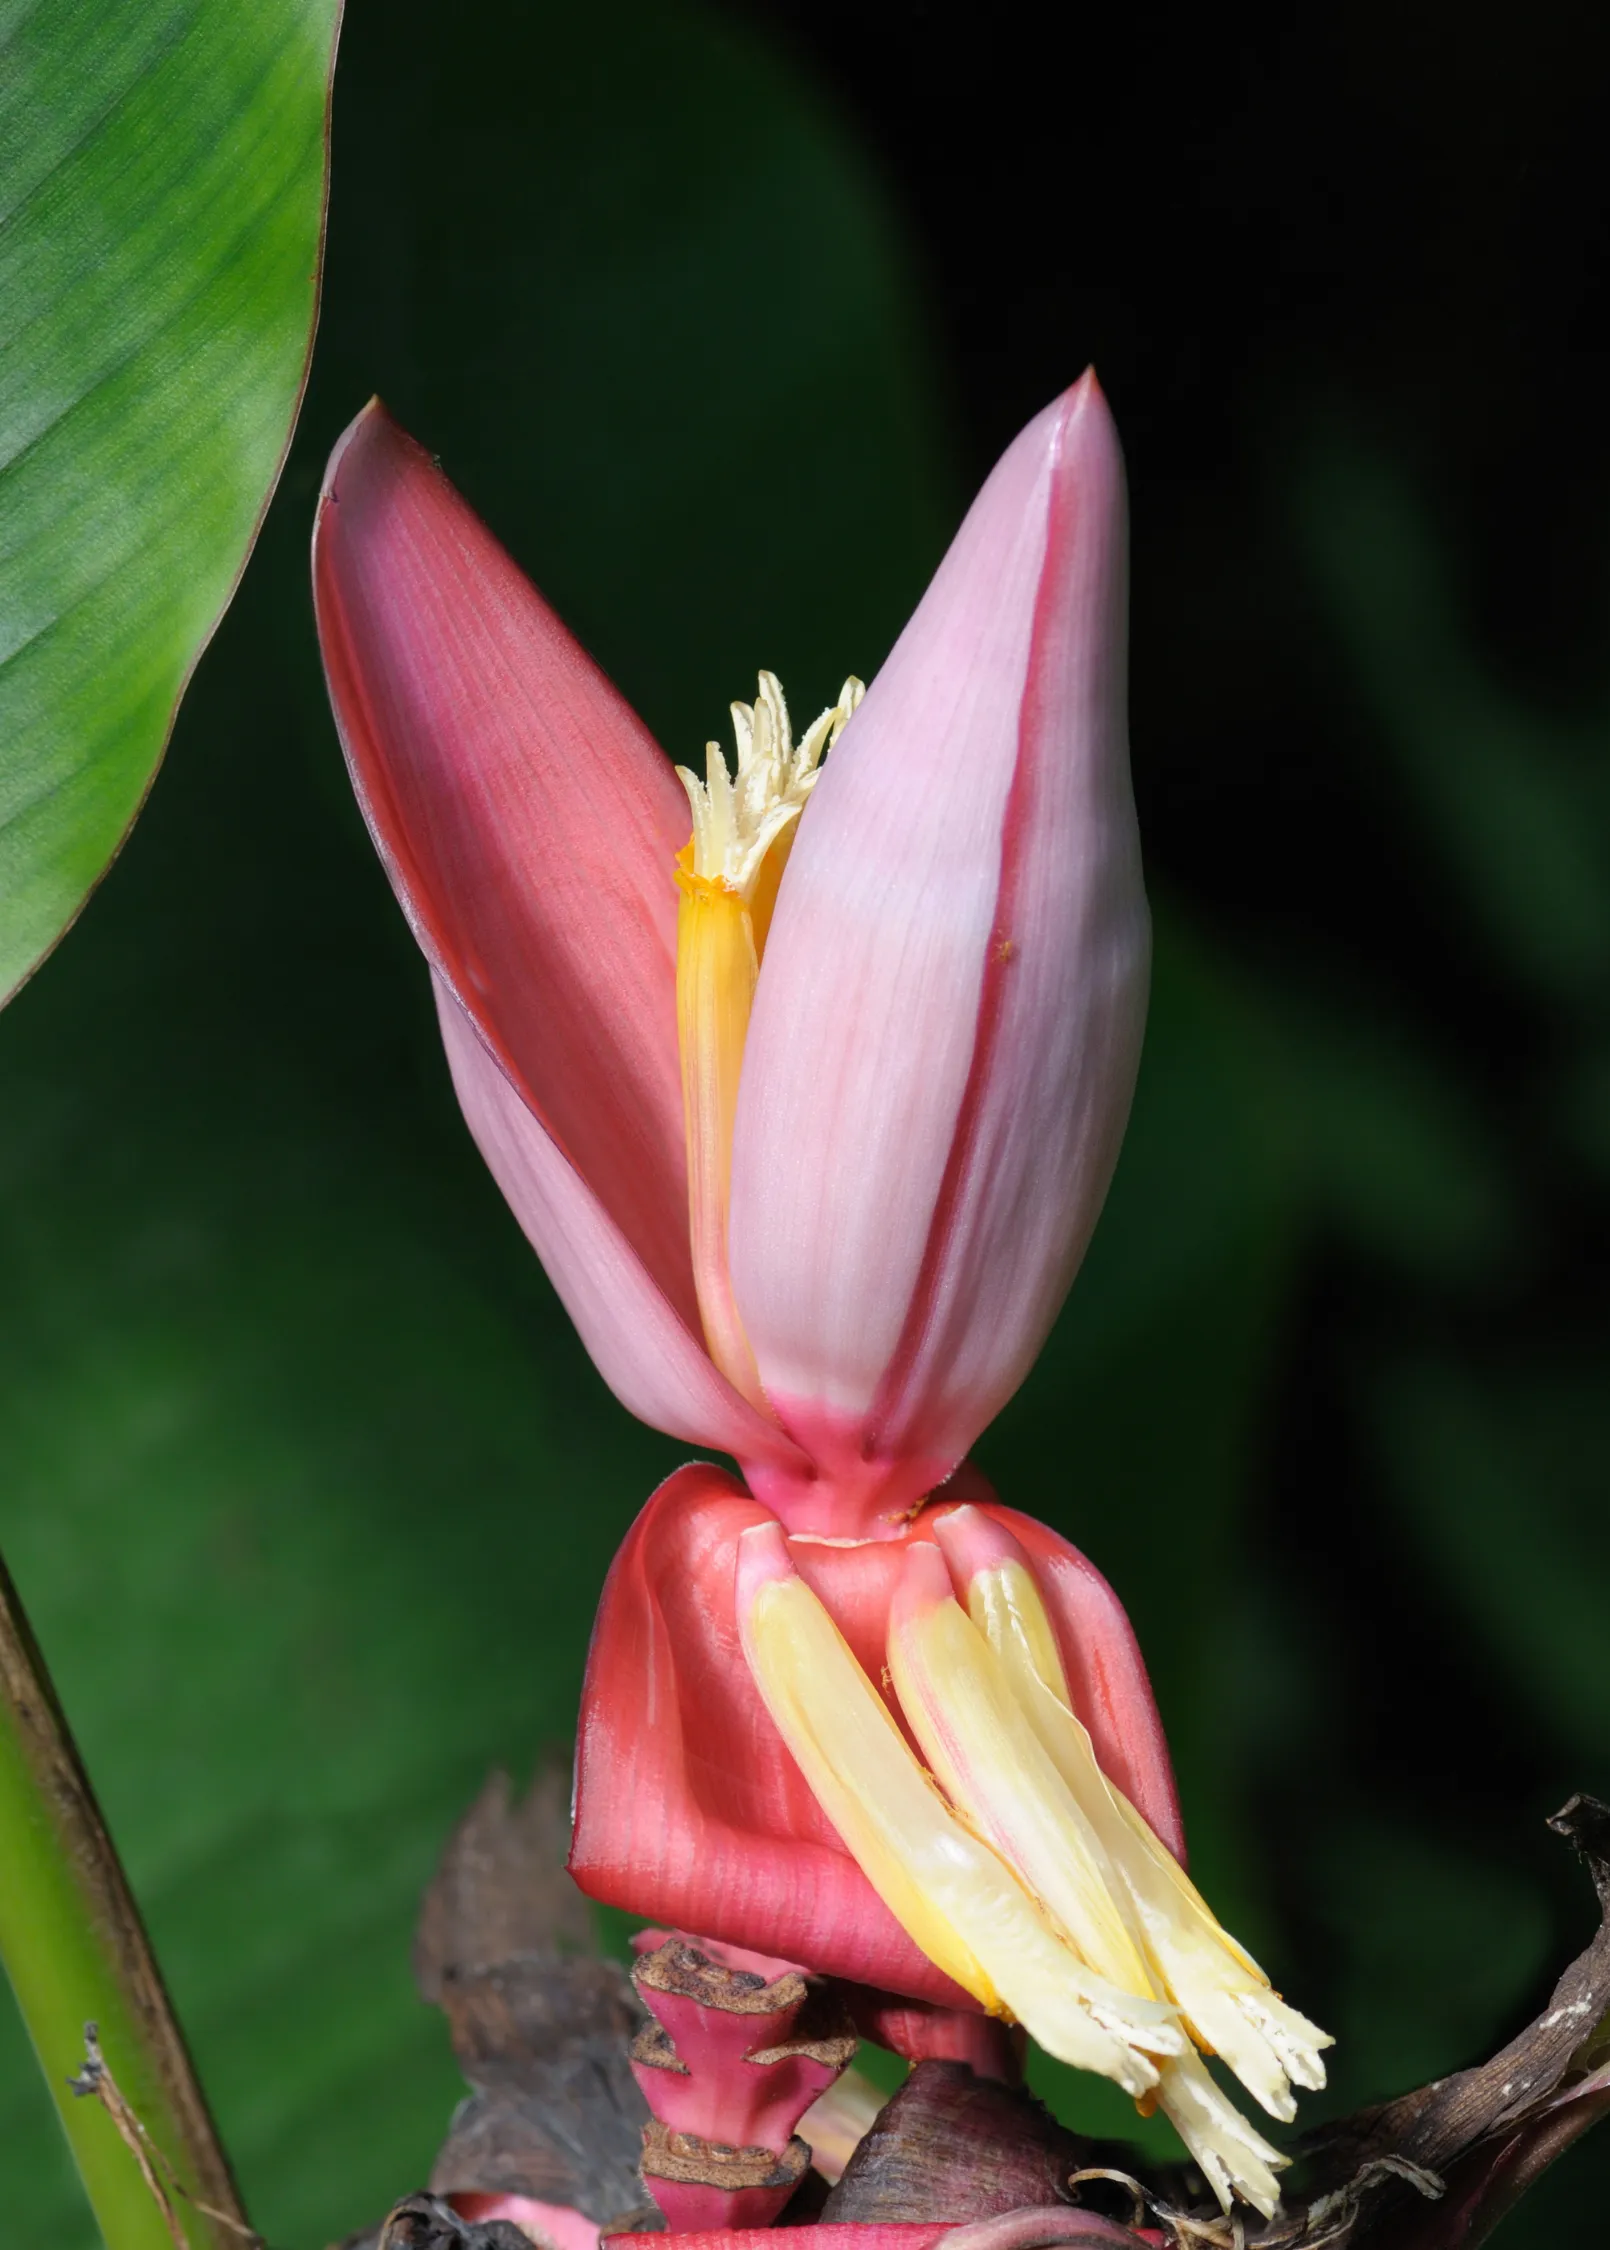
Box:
[1240,422,1610,2230]
[1285,422,1610,1794]
[0,1,1606,2246]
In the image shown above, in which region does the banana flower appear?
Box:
[312,377,1328,2216]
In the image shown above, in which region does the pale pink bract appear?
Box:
[312,374,1146,1543]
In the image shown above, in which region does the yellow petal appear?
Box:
[968,1555,1332,2119]
[886,1542,1164,2011]
[1156,2050,1288,2220]
[736,1527,1168,2096]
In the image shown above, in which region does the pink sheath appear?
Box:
[312,402,694,1327]
[634,2040,848,2156]
[610,2230,954,2250]
[630,1937,852,2155]
[637,2174,805,2231]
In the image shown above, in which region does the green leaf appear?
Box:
[0,0,340,1003]
[0,0,338,2235]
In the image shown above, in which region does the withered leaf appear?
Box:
[414,1761,592,1997]
[415,1764,655,2231]
[340,2190,536,2250]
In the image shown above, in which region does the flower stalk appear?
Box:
[0,1555,245,2250]
[629,1933,856,2227]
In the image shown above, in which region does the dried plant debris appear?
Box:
[346,1781,1610,2250]
[640,2118,812,2194]
[414,1761,593,1992]
[341,2192,538,2250]
[823,2060,1090,2223]
[416,1762,658,2232]
[935,2210,1165,2250]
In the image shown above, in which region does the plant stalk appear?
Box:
[0,1554,248,2250]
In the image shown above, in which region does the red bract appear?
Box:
[571,1464,1181,2007]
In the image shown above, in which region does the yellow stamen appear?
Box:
[675,864,762,1403]
[739,1554,1180,2097]
[675,673,861,1399]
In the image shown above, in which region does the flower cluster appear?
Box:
[313,376,1329,2219]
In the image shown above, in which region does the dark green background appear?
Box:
[2,1,1607,2242]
